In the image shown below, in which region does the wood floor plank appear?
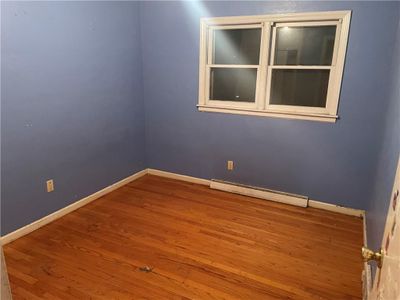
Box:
[4,175,363,299]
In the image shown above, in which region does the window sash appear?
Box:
[208,65,259,69]
[265,20,342,114]
[270,21,341,67]
[205,23,269,109]
[205,66,260,109]
[265,67,333,114]
[207,24,263,66]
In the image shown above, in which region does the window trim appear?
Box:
[197,11,352,123]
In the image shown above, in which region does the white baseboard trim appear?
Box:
[147,168,210,186]
[308,200,364,217]
[149,169,365,214]
[210,179,308,207]
[1,168,366,245]
[0,169,148,245]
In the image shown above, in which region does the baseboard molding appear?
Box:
[149,169,364,214]
[210,179,308,207]
[0,169,148,245]
[147,169,210,186]
[1,168,366,245]
[308,200,364,217]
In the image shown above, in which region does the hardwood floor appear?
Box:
[4,175,363,299]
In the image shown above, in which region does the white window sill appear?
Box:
[197,105,338,123]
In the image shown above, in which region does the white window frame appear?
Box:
[206,24,263,110]
[197,11,351,123]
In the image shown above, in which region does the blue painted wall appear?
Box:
[1,2,146,235]
[140,1,399,209]
[1,0,399,244]
[367,7,400,255]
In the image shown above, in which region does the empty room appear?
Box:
[1,1,400,299]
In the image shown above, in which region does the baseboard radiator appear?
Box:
[210,179,309,207]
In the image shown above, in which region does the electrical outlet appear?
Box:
[227,160,234,171]
[46,179,54,192]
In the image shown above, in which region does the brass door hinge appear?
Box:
[362,247,383,268]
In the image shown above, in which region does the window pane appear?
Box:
[270,69,329,107]
[213,29,261,65]
[274,26,336,65]
[210,68,257,102]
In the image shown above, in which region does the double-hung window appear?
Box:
[197,11,351,122]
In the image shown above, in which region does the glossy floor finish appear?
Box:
[4,175,363,299]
